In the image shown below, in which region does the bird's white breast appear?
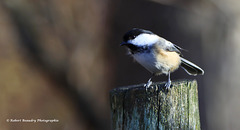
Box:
[132,52,157,73]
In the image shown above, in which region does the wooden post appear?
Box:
[110,80,200,130]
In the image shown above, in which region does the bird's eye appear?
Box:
[129,36,136,40]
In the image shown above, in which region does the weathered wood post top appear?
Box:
[110,79,200,130]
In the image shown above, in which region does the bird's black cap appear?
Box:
[123,28,153,42]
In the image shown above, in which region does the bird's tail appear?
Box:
[180,58,204,76]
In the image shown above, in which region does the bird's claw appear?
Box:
[164,80,171,89]
[144,80,152,89]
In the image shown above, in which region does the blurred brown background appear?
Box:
[0,0,239,129]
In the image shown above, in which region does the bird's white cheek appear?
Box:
[129,34,160,46]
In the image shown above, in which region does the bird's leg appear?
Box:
[144,75,154,89]
[165,72,171,89]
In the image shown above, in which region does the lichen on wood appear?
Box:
[110,80,200,130]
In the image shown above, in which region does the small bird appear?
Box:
[120,28,204,89]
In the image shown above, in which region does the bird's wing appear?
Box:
[156,37,185,56]
[173,44,184,52]
[165,40,183,56]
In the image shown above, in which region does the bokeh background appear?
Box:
[0,0,240,129]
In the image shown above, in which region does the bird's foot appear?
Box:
[144,80,153,91]
[164,80,171,89]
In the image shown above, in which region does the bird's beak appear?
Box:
[120,42,127,46]
[120,41,127,46]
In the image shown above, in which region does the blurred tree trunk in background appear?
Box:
[199,0,240,129]
[0,0,111,129]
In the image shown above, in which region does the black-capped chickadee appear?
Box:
[121,28,204,89]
